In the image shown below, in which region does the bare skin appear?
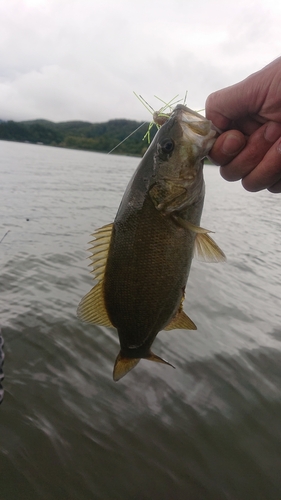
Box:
[205,57,281,193]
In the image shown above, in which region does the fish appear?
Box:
[77,104,225,381]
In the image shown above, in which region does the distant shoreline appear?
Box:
[0,119,217,164]
[0,118,153,157]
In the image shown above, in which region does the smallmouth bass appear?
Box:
[77,104,225,381]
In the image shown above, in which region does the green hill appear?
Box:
[0,117,156,156]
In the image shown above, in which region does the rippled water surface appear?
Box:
[1,140,281,500]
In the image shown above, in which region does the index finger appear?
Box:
[208,130,246,166]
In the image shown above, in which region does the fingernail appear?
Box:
[222,133,245,155]
[264,122,281,143]
[276,138,281,155]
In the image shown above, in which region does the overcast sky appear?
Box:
[0,0,281,123]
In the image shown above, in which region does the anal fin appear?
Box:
[164,309,197,331]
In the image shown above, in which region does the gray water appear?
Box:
[0,139,281,500]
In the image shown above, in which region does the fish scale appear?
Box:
[104,195,192,348]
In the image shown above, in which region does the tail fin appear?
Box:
[145,351,175,369]
[113,350,175,382]
[113,353,140,381]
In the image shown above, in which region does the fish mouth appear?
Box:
[172,104,221,137]
[169,104,220,155]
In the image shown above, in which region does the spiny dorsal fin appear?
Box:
[77,223,114,326]
[113,353,140,381]
[174,216,226,263]
[164,309,197,331]
[87,223,114,280]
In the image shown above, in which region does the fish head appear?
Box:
[149,104,219,213]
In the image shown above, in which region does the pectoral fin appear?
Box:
[164,309,197,330]
[174,217,226,263]
[174,217,212,234]
[194,233,226,263]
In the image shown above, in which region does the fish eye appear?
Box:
[161,138,174,154]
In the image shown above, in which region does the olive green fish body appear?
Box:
[77,105,226,381]
[104,195,197,358]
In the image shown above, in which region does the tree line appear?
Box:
[0,118,157,156]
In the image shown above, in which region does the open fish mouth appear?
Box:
[173,104,221,137]
[165,105,220,157]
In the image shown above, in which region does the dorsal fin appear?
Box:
[87,223,114,279]
[77,282,113,326]
[77,223,114,326]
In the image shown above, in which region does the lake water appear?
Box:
[0,139,281,500]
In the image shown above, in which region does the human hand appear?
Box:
[205,57,281,193]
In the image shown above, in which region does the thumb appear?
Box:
[205,63,275,130]
[205,79,256,130]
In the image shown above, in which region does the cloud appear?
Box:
[0,0,281,122]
